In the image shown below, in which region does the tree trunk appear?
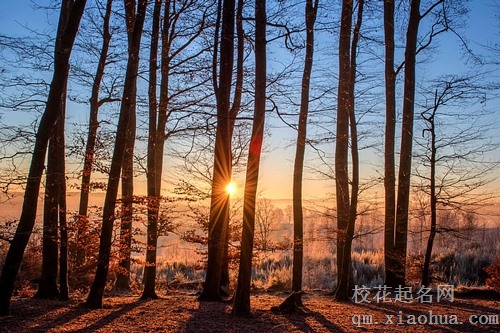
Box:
[59,189,69,301]
[232,0,266,316]
[346,0,364,293]
[115,0,140,290]
[291,0,318,305]
[219,0,245,292]
[35,133,62,300]
[58,98,69,300]
[334,0,353,302]
[85,0,148,309]
[421,91,438,287]
[394,0,421,287]
[0,0,87,316]
[77,0,114,269]
[383,0,398,288]
[199,0,235,302]
[142,0,166,299]
[115,97,136,292]
[141,0,161,299]
[37,81,69,301]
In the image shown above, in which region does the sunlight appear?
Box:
[225,181,237,196]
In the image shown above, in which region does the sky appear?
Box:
[0,0,499,203]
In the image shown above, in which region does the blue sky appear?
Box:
[0,1,55,34]
[0,0,499,201]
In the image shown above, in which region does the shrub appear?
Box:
[485,257,500,292]
[432,244,493,286]
[352,250,384,287]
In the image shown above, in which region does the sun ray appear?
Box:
[225,181,237,196]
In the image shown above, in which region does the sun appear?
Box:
[225,181,237,196]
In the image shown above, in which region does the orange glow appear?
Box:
[225,181,237,196]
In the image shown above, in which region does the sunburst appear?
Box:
[225,181,237,196]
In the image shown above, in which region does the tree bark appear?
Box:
[333,0,353,302]
[232,0,266,316]
[77,0,114,269]
[199,0,235,302]
[394,0,421,287]
[115,0,140,293]
[85,0,148,309]
[142,0,165,299]
[383,0,398,288]
[346,0,364,293]
[0,0,87,316]
[35,132,62,300]
[291,0,318,305]
[220,0,245,291]
[421,90,438,287]
[58,99,69,300]
[115,91,136,292]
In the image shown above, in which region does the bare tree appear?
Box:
[273,0,319,313]
[141,0,212,299]
[384,0,466,287]
[383,0,398,288]
[232,0,267,316]
[199,0,235,301]
[414,76,498,286]
[58,101,69,301]
[255,198,281,252]
[114,0,140,293]
[0,0,87,316]
[34,95,67,300]
[334,0,364,301]
[77,0,116,277]
[85,0,148,309]
[391,0,421,287]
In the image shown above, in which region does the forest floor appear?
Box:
[0,289,498,333]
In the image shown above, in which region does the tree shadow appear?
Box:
[182,297,302,333]
[435,298,499,318]
[8,297,71,320]
[358,300,498,333]
[28,306,93,332]
[69,299,144,333]
[10,297,145,333]
[283,309,347,333]
[3,298,89,331]
[182,300,232,332]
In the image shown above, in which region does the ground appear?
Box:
[0,291,498,332]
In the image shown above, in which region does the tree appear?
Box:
[255,198,281,252]
[383,0,398,288]
[85,0,148,309]
[0,0,87,316]
[383,0,462,287]
[414,76,498,286]
[221,0,245,291]
[77,0,116,273]
[115,0,140,293]
[232,0,267,316]
[140,0,212,298]
[392,0,421,288]
[276,0,318,313]
[57,101,69,301]
[199,0,236,301]
[344,0,364,297]
[334,0,364,301]
[333,0,353,302]
[34,92,67,300]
